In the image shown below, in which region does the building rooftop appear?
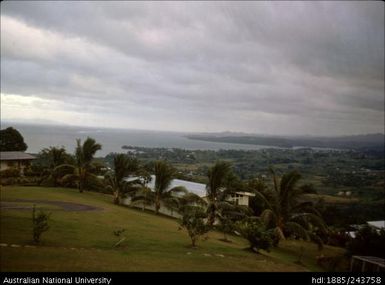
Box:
[367,220,385,229]
[352,256,385,268]
[234,191,256,197]
[125,175,207,197]
[148,175,207,197]
[0,151,36,161]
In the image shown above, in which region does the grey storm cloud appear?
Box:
[0,1,384,135]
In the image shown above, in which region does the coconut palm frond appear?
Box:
[285,221,310,240]
[81,137,102,164]
[182,192,207,205]
[53,164,76,173]
[206,161,232,199]
[60,173,79,187]
[260,209,277,226]
[168,186,188,195]
[309,231,324,250]
[253,190,274,211]
[274,226,286,241]
[269,167,279,194]
[291,201,315,212]
[131,191,155,205]
[154,160,175,194]
[292,212,328,233]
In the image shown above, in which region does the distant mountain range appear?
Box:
[186,133,385,151]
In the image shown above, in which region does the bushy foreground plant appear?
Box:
[32,205,51,243]
[179,206,211,248]
[236,218,274,252]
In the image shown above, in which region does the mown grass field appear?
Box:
[0,186,346,272]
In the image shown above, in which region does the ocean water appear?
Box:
[2,122,273,157]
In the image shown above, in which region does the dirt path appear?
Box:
[0,199,103,211]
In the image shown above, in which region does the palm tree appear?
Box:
[131,186,153,211]
[38,146,71,187]
[206,161,232,226]
[105,154,140,205]
[254,168,327,246]
[152,160,186,214]
[60,137,102,193]
[177,192,208,212]
[217,202,251,242]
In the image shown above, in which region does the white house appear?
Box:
[122,175,255,217]
[0,151,36,175]
[228,191,256,206]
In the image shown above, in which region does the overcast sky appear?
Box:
[1,1,384,136]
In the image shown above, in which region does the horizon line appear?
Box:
[1,119,384,138]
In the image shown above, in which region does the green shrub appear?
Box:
[20,177,39,186]
[24,167,39,177]
[236,218,274,252]
[32,205,51,243]
[179,206,211,247]
[0,177,16,185]
[346,225,385,259]
[0,167,20,178]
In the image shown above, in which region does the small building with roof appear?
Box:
[228,191,256,206]
[0,151,36,175]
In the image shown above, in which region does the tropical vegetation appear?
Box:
[178,205,210,248]
[0,126,28,151]
[59,137,102,193]
[1,127,382,272]
[205,161,233,226]
[105,153,141,204]
[133,160,187,215]
[252,168,327,247]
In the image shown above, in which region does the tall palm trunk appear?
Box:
[155,195,161,214]
[276,216,286,240]
[113,191,120,205]
[207,204,216,226]
[191,237,197,248]
[78,180,84,193]
[77,167,83,193]
[207,213,215,226]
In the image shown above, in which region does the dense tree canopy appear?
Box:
[0,127,28,151]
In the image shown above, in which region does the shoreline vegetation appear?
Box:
[185,133,385,151]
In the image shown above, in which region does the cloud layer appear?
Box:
[1,1,384,135]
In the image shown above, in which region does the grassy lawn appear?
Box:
[0,186,346,272]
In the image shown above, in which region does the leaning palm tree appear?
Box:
[105,154,141,205]
[153,160,187,214]
[60,137,102,193]
[254,168,327,247]
[206,161,232,226]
